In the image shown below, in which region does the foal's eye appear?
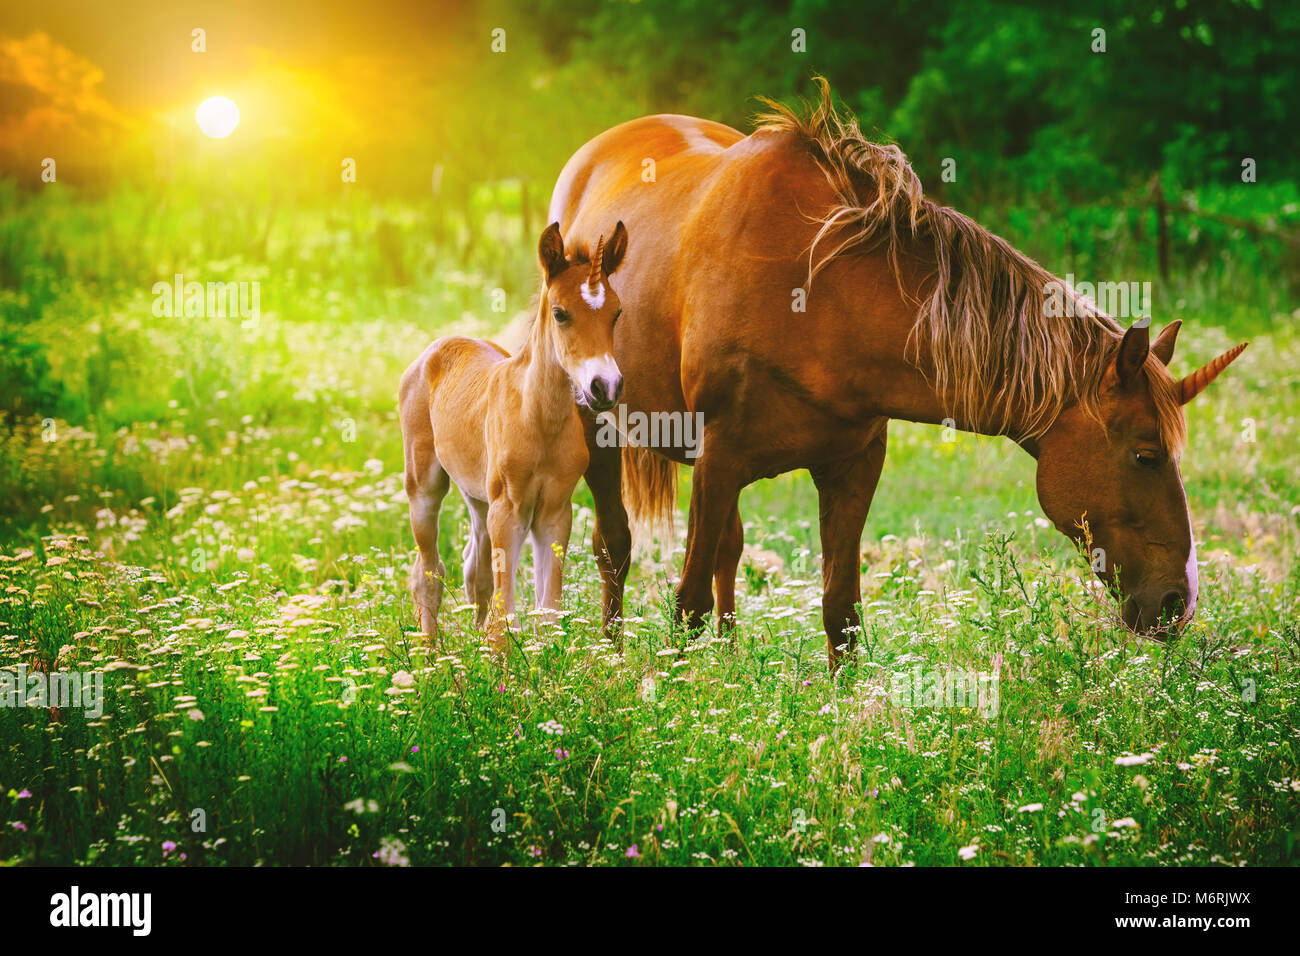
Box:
[552,307,571,324]
[1133,450,1162,468]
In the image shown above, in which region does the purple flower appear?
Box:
[16,789,31,799]
[11,821,27,832]
[626,845,640,858]
[162,840,177,857]
[410,745,420,754]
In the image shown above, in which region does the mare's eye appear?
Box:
[1134,450,1161,468]
[612,308,622,325]
[552,307,571,324]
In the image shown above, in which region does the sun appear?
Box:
[195,96,240,138]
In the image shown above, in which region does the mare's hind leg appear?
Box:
[461,493,495,628]
[407,462,451,638]
[811,422,889,670]
[714,501,744,640]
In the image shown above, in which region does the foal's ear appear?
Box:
[1150,319,1182,366]
[538,222,567,282]
[601,221,629,276]
[1115,322,1150,388]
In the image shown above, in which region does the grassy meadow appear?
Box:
[0,180,1298,867]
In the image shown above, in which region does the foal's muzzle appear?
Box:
[588,373,622,411]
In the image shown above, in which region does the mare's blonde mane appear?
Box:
[756,77,1186,449]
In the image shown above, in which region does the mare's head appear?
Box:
[536,220,628,412]
[1034,321,1247,634]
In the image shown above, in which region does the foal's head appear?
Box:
[1034,321,1246,635]
[536,220,628,412]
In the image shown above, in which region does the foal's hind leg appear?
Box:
[407,464,451,638]
[461,493,495,627]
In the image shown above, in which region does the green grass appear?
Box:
[0,182,1297,866]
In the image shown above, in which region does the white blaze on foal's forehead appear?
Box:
[580,279,606,310]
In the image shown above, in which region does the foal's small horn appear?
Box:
[587,234,606,288]
[1178,342,1248,405]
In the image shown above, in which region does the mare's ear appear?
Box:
[601,221,628,276]
[1115,322,1150,389]
[1150,319,1181,366]
[538,222,567,282]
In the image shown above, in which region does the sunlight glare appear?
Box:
[196,96,240,138]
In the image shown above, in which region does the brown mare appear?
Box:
[400,222,628,645]
[548,79,1247,667]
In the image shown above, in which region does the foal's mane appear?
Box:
[755,78,1186,450]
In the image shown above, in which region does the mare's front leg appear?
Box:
[675,433,746,635]
[811,423,888,670]
[581,413,632,640]
[714,501,743,640]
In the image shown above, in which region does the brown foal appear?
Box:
[399,221,628,645]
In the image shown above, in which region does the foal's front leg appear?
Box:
[530,493,575,625]
[486,496,524,649]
